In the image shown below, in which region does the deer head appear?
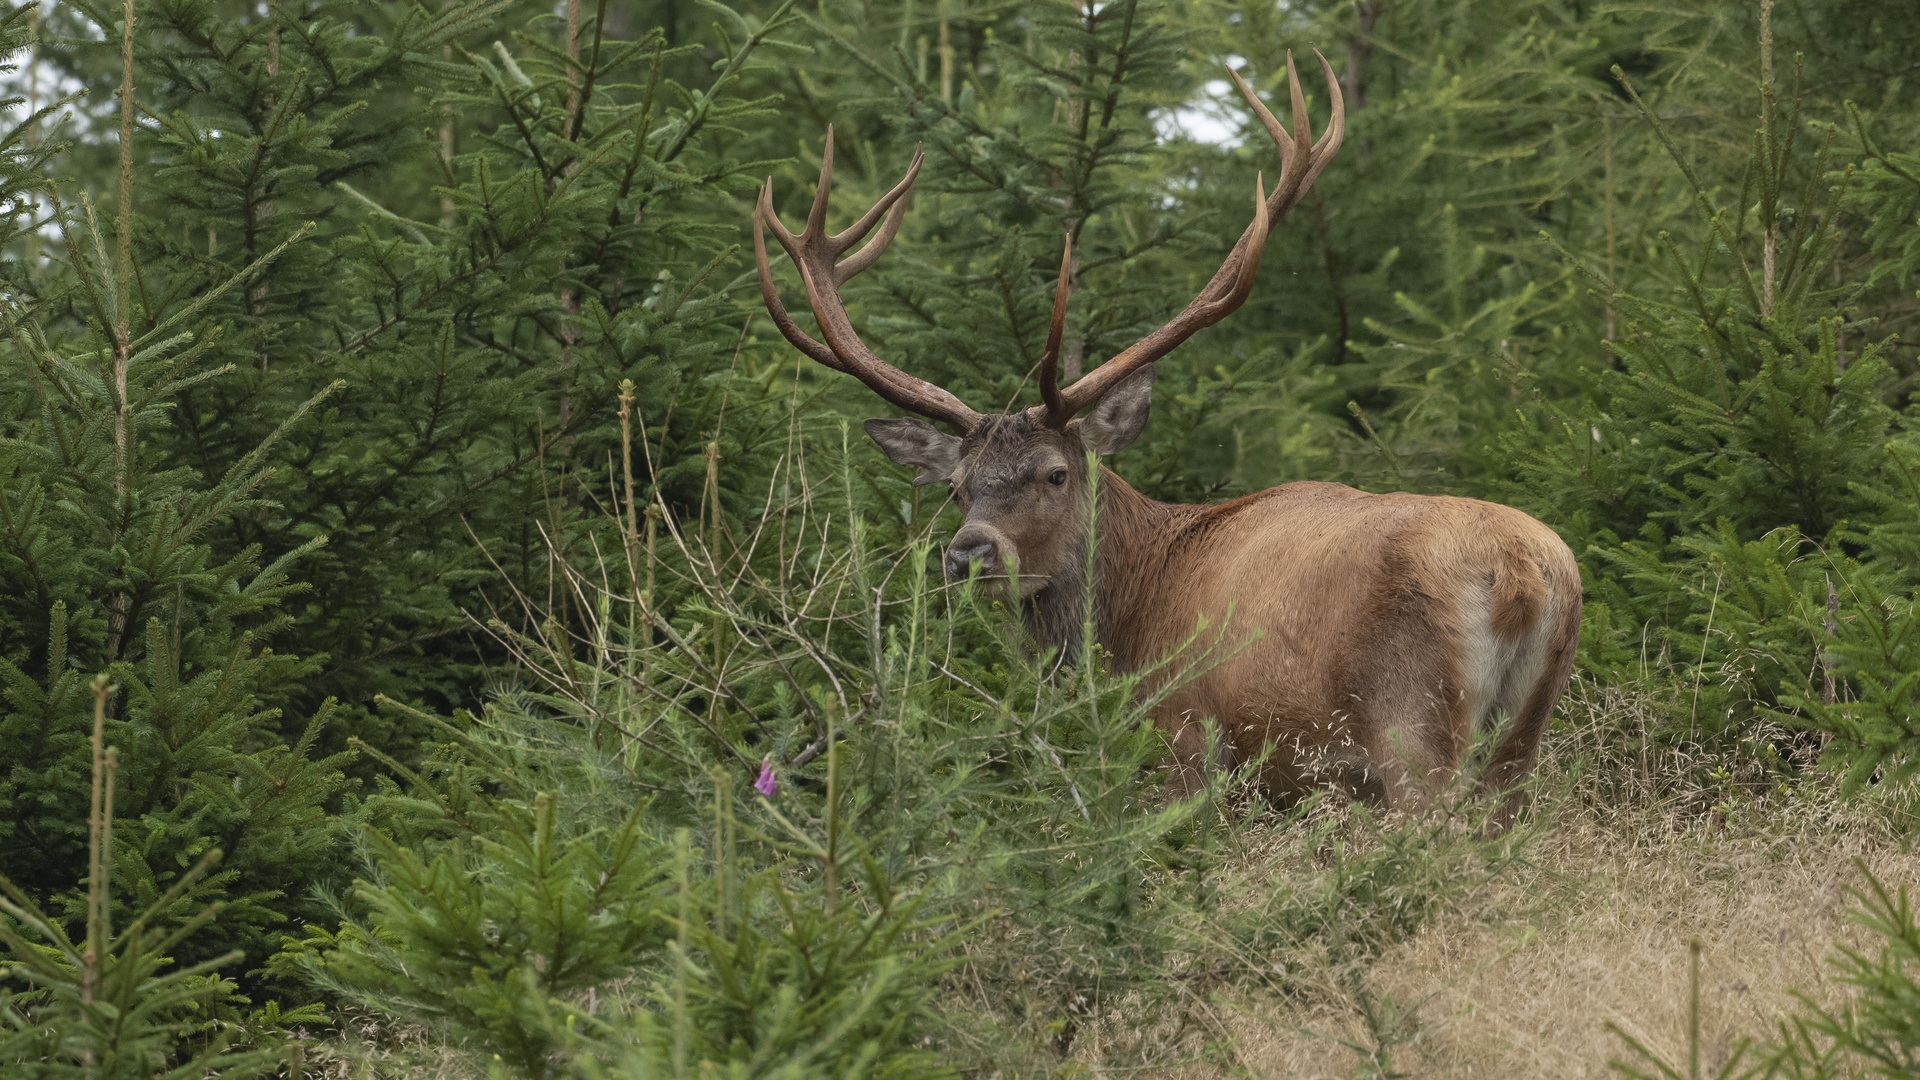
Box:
[754,52,1344,597]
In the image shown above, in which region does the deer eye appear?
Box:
[1049,468,1068,486]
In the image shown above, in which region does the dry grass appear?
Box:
[1183,817,1918,1079]
[1144,679,1920,1080]
[297,1015,481,1080]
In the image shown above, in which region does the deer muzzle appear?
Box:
[946,523,1009,582]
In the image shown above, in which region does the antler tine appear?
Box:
[1227,66,1295,183]
[803,125,837,239]
[1296,50,1346,195]
[754,182,842,370]
[761,130,924,282]
[1043,53,1344,425]
[752,140,983,432]
[833,145,925,283]
[1284,53,1312,176]
[1038,231,1073,422]
[1227,52,1317,212]
[1231,172,1271,306]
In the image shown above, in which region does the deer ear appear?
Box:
[864,417,963,486]
[1075,363,1155,455]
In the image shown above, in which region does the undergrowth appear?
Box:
[240,388,1534,1078]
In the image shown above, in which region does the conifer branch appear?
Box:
[114,0,133,355]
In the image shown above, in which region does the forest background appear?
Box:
[1,0,1918,1075]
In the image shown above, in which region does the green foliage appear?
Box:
[0,204,350,979]
[13,0,1915,796]
[0,681,304,1080]
[0,1,61,279]
[313,792,672,1075]
[269,419,1200,1073]
[1840,109,1920,324]
[290,713,957,1078]
[0,0,352,1012]
[1502,29,1920,786]
[12,0,817,758]
[1773,553,1920,795]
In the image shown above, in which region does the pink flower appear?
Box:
[753,755,777,798]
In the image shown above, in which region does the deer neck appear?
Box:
[1021,468,1193,667]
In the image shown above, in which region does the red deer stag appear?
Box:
[753,52,1581,817]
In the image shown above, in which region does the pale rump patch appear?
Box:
[1465,544,1561,735]
[1456,580,1510,736]
[1490,541,1549,640]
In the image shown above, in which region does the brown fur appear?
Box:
[930,413,1582,819]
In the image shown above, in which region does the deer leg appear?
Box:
[1358,686,1466,817]
[1161,710,1210,799]
[1478,646,1576,831]
[1159,710,1235,799]
[1373,735,1453,815]
[1474,585,1580,831]
[1298,741,1386,805]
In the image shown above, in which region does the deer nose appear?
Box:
[947,539,998,578]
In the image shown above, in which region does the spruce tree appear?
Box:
[14,0,817,760]
[1504,11,1920,776]
[0,0,348,980]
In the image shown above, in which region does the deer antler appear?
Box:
[754,128,983,432]
[1036,50,1346,428]
[1038,231,1074,423]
